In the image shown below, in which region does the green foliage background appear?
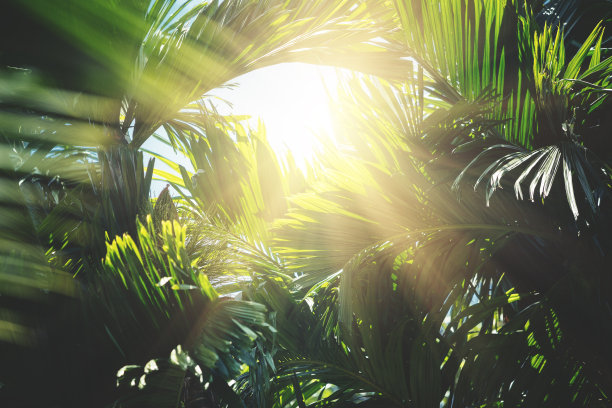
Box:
[0,0,611,407]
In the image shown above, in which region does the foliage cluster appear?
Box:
[1,0,611,407]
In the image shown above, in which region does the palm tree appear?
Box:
[1,0,611,407]
[0,0,405,406]
[203,1,610,406]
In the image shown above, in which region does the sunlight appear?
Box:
[143,63,342,196]
[213,63,340,169]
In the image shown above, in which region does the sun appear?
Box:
[213,63,340,169]
[143,63,341,196]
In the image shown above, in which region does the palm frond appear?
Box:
[453,19,612,220]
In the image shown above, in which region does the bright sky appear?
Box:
[145,63,340,195]
[212,63,339,166]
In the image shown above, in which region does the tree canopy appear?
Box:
[1,0,611,407]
